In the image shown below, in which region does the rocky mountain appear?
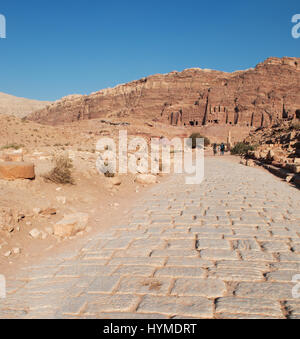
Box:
[0,92,51,118]
[28,57,300,127]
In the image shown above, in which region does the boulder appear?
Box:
[53,213,89,238]
[4,251,11,257]
[135,174,157,185]
[29,228,41,239]
[0,162,35,180]
[246,159,256,167]
[110,177,122,186]
[13,247,21,254]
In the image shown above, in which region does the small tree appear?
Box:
[231,142,255,156]
[189,133,210,149]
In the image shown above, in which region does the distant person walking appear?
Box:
[220,143,225,156]
[213,144,217,156]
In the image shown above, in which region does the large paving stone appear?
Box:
[137,295,213,318]
[215,297,283,318]
[171,278,226,298]
[235,282,295,299]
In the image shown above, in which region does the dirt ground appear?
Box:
[1,114,216,279]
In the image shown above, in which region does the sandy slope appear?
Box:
[0,92,51,118]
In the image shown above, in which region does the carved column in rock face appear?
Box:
[261,113,265,127]
[227,131,232,150]
[282,104,288,119]
[234,110,239,125]
[250,113,254,127]
[202,96,209,126]
[83,105,90,120]
[175,112,180,126]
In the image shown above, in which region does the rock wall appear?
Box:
[28,57,300,128]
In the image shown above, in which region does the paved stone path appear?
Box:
[1,158,300,319]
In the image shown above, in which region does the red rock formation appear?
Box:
[28,57,300,128]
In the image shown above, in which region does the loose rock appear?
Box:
[29,228,41,239]
[53,213,89,238]
[135,174,157,185]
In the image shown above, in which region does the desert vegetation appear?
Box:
[189,133,210,149]
[231,142,256,155]
[44,155,75,184]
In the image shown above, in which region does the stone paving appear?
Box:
[1,158,300,319]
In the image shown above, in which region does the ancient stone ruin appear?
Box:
[28,57,300,130]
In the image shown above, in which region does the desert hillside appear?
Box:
[0,113,191,273]
[28,57,300,128]
[0,92,51,118]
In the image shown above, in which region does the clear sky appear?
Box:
[0,0,299,101]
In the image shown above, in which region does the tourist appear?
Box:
[220,143,225,156]
[213,144,217,156]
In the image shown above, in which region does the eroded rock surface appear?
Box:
[29,57,300,129]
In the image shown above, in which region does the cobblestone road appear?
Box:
[1,158,300,319]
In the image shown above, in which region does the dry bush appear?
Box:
[292,121,300,130]
[44,155,75,185]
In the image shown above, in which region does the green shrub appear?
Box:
[1,143,24,150]
[231,142,256,155]
[188,133,210,149]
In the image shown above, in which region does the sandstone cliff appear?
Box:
[28,57,300,127]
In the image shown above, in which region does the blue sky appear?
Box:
[0,0,299,101]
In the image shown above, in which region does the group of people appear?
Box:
[213,143,226,156]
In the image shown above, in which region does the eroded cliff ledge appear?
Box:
[28,57,300,128]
